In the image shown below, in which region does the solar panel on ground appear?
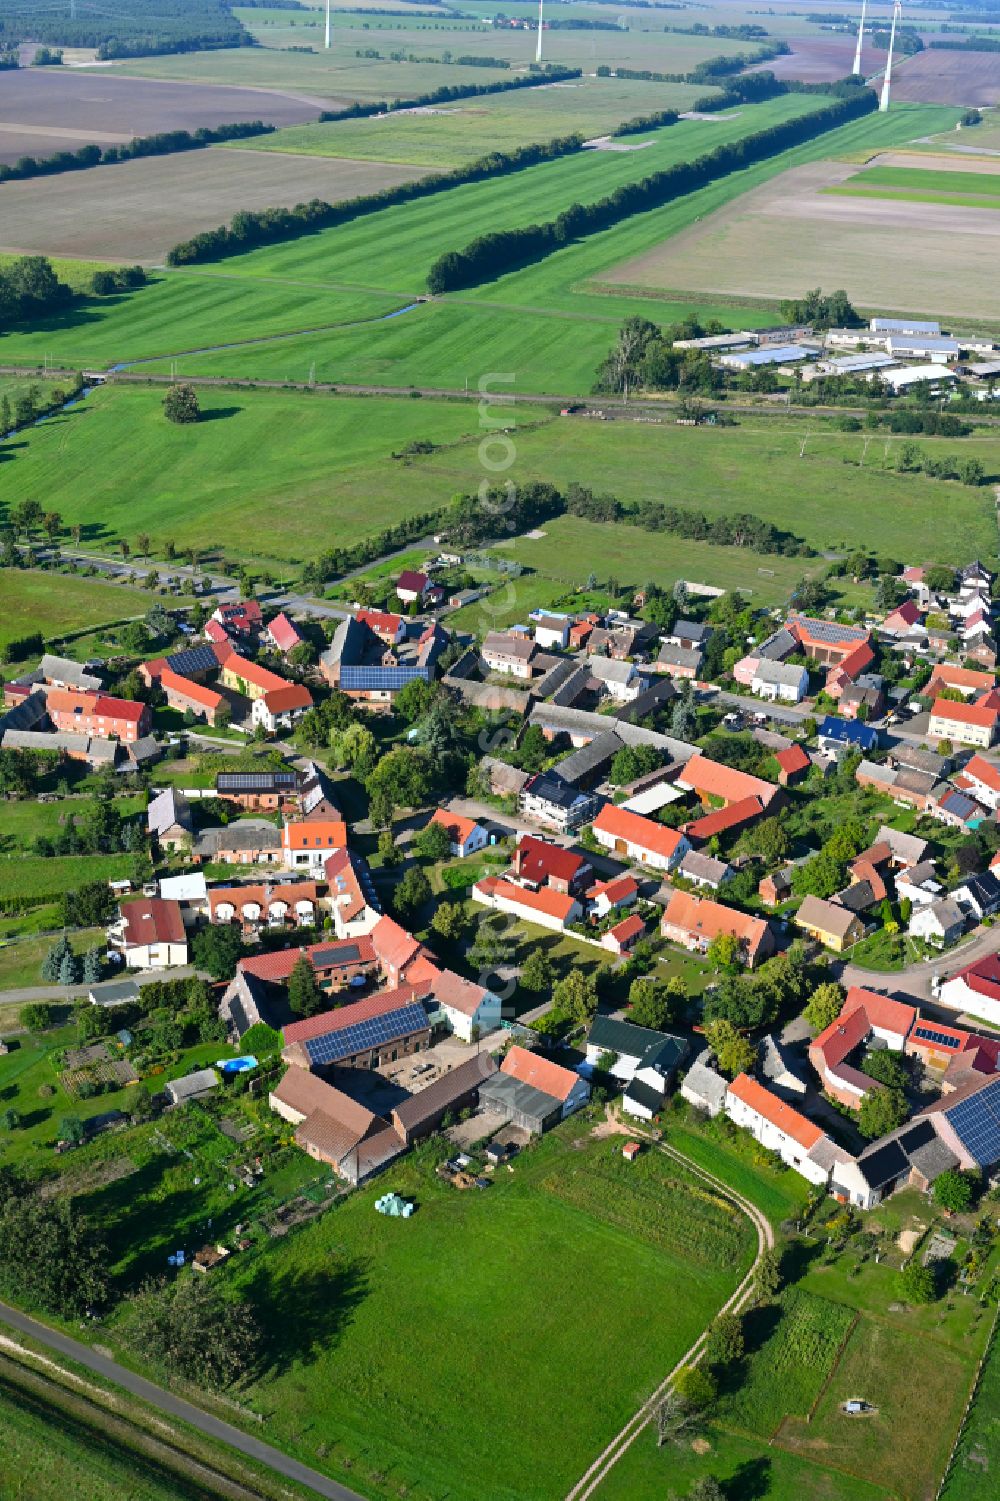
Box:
[305,1003,428,1067]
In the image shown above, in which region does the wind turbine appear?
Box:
[324,0,331,50]
[880,0,901,112]
[852,0,867,76]
[536,0,544,65]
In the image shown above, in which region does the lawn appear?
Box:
[196,1129,756,1501]
[0,853,137,910]
[0,568,175,660]
[0,928,104,991]
[0,796,144,855]
[942,1317,1000,1500]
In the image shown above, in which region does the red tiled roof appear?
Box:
[221,652,288,694]
[609,913,644,946]
[842,984,917,1037]
[949,954,1000,1003]
[263,683,313,714]
[661,889,769,959]
[282,819,347,851]
[240,935,375,983]
[678,753,778,808]
[776,744,810,776]
[397,570,429,593]
[430,808,481,846]
[501,1044,580,1102]
[371,915,421,974]
[592,804,686,861]
[589,874,639,904]
[120,897,185,947]
[812,1003,871,1069]
[728,1073,823,1150]
[204,619,230,644]
[931,697,998,730]
[963,755,1000,793]
[266,612,302,652]
[357,607,404,637]
[885,599,922,628]
[928,664,996,696]
[479,878,577,923]
[159,668,223,712]
[431,968,488,1018]
[514,834,587,886]
[685,794,766,842]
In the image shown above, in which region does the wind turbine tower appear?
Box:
[325,0,331,50]
[536,0,544,65]
[852,0,867,76]
[880,0,901,112]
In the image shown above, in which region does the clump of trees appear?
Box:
[0,254,73,331]
[780,287,861,328]
[163,383,201,425]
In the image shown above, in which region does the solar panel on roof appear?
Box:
[304,1002,428,1066]
[166,646,220,677]
[913,1025,963,1050]
[340,666,431,691]
[946,1089,1000,1167]
[217,771,297,791]
[312,944,361,966]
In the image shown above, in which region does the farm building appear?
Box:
[717,344,813,370]
[479,1046,590,1133]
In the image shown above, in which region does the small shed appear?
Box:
[164,1068,220,1106]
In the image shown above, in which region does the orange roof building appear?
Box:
[927,664,996,699]
[726,1073,825,1159]
[282,817,348,870]
[472,876,581,932]
[929,697,998,749]
[676,753,779,810]
[592,803,689,871]
[661,888,773,968]
[500,1045,584,1103]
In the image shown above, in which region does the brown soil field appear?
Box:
[601,159,1000,319]
[0,148,427,262]
[873,148,1000,174]
[749,35,890,83]
[894,51,1000,107]
[0,68,321,167]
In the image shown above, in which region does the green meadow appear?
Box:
[0,570,183,656]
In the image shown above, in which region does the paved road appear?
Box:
[0,966,199,1005]
[839,920,1000,1009]
[564,1133,774,1501]
[0,1300,365,1501]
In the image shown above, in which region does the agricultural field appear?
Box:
[0,67,318,167]
[941,1322,1000,1500]
[894,50,1000,108]
[0,149,429,264]
[602,146,997,321]
[0,852,137,910]
[826,157,1000,210]
[748,33,890,83]
[0,385,486,566]
[235,75,720,170]
[0,569,178,660]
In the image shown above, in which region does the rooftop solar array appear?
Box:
[217,771,297,791]
[312,943,361,967]
[946,1085,1000,1167]
[792,616,868,643]
[304,1002,428,1067]
[913,1025,964,1050]
[340,665,431,691]
[166,646,220,677]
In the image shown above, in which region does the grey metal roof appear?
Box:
[39,654,102,691]
[754,659,806,686]
[528,703,695,761]
[679,850,729,884]
[680,1050,727,1112]
[147,787,192,839]
[165,1068,219,1102]
[551,665,593,708]
[557,732,624,786]
[657,643,702,670]
[588,1015,669,1061]
[479,1071,562,1123]
[194,820,282,855]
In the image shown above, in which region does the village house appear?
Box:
[817,716,879,761]
[323,848,382,939]
[110,897,188,970]
[511,834,592,894]
[396,569,432,606]
[656,643,703,680]
[482,632,537,680]
[212,599,263,642]
[758,867,793,906]
[592,803,689,873]
[518,771,599,834]
[215,767,300,810]
[726,1073,829,1184]
[532,611,571,651]
[910,898,965,947]
[282,986,431,1074]
[208,881,321,935]
[252,682,314,734]
[661,889,773,968]
[193,820,283,866]
[46,688,150,743]
[808,988,917,1109]
[954,754,1000,811]
[263,612,303,656]
[927,663,996,699]
[680,1050,728,1117]
[587,873,638,919]
[774,744,810,787]
[159,668,226,726]
[928,697,998,749]
[676,850,731,890]
[602,912,645,954]
[281,817,348,874]
[426,807,489,858]
[146,787,193,853]
[270,1067,404,1186]
[794,894,865,952]
[425,969,503,1042]
[751,659,809,704]
[587,655,645,702]
[356,608,406,646]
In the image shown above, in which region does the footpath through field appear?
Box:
[564,1137,774,1501]
[0,1299,365,1501]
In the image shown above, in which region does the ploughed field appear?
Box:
[0,149,429,263]
[0,67,320,166]
[894,50,1000,108]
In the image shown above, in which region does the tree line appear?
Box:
[563,481,814,557]
[0,121,274,186]
[0,0,248,58]
[426,90,878,294]
[613,108,680,138]
[316,64,582,122]
[0,254,73,333]
[166,131,585,265]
